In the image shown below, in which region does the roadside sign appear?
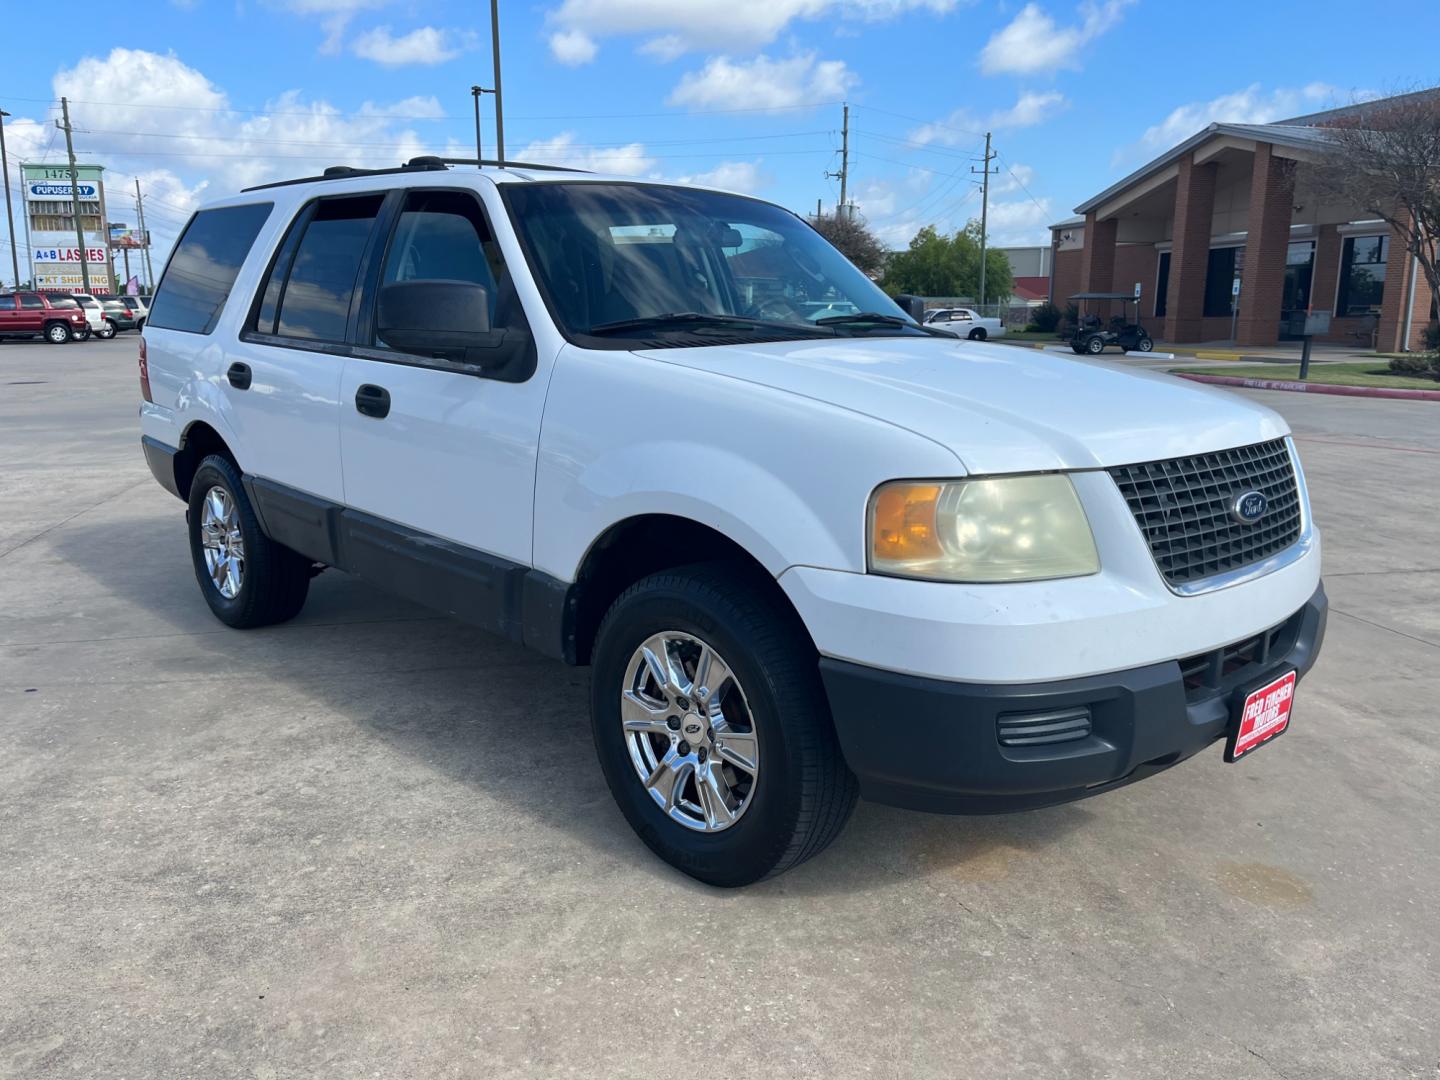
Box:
[1232,277,1241,296]
[1133,282,1142,299]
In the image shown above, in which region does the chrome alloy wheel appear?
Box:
[199,485,246,599]
[621,631,759,833]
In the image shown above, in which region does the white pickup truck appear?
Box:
[137,158,1325,886]
[922,306,1006,340]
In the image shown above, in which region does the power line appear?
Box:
[851,104,987,141]
[994,151,1051,219]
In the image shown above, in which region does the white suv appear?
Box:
[137,158,1326,886]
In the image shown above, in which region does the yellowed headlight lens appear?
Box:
[869,475,1099,582]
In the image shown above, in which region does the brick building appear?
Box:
[1049,91,1438,350]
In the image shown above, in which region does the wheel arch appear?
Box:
[173,420,241,501]
[565,513,814,667]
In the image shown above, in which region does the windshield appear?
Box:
[503,182,917,346]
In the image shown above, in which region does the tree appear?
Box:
[881,222,1013,301]
[1310,87,1440,342]
[809,210,888,278]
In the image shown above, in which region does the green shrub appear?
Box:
[1423,321,1439,354]
[1387,354,1435,375]
[1030,302,1061,332]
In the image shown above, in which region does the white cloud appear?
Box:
[909,90,1067,146]
[545,0,958,61]
[351,26,470,66]
[985,196,1053,245]
[513,132,656,175]
[668,52,856,110]
[28,49,458,271]
[1117,82,1341,164]
[980,0,1134,75]
[673,161,767,193]
[549,29,599,65]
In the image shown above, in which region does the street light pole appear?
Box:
[490,0,506,166]
[0,107,21,289]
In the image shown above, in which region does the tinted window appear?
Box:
[48,296,80,310]
[1202,247,1239,318]
[19,294,45,310]
[1337,234,1387,316]
[275,195,383,342]
[149,203,273,334]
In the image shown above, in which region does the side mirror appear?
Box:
[377,279,491,354]
[375,279,536,383]
[893,294,926,322]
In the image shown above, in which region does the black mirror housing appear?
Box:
[375,280,536,383]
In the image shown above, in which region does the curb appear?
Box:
[1042,345,1178,359]
[1174,372,1440,401]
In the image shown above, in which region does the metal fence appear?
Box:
[917,300,1043,327]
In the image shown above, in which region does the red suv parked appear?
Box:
[0,292,90,344]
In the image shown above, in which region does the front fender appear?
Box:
[532,345,964,582]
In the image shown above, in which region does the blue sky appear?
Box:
[1,0,1437,276]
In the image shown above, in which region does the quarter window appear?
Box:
[149,203,273,335]
[1336,235,1387,316]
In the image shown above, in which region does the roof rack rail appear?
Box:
[241,158,450,193]
[431,156,590,173]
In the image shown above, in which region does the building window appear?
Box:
[1336,235,1387,316]
[1202,247,1239,318]
[1155,252,1171,318]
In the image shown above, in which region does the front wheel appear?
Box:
[187,454,311,628]
[75,327,91,341]
[1135,336,1154,353]
[968,327,988,341]
[1085,334,1106,355]
[590,564,857,886]
[97,321,118,340]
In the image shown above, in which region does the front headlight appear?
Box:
[869,475,1099,582]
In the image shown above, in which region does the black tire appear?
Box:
[44,321,71,345]
[187,454,310,628]
[98,320,117,340]
[75,327,91,341]
[590,564,858,887]
[1085,334,1106,355]
[1070,344,1084,354]
[1136,336,1154,353]
[968,327,987,341]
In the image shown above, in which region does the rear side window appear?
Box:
[19,294,46,310]
[149,203,272,335]
[255,194,383,343]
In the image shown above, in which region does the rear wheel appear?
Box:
[590,564,857,886]
[187,454,310,628]
[44,322,71,345]
[97,320,117,340]
[968,327,988,341]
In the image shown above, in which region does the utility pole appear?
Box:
[824,103,850,219]
[58,97,91,295]
[489,0,506,166]
[470,86,489,168]
[0,107,20,289]
[971,131,998,309]
[134,178,154,293]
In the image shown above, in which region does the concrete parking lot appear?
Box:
[2,337,1437,1079]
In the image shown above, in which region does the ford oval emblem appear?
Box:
[1231,490,1268,524]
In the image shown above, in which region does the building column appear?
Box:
[1377,219,1434,352]
[1237,143,1295,346]
[1162,153,1218,343]
[1080,212,1117,316]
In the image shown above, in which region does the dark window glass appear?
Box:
[1202,247,1238,318]
[377,190,506,326]
[1336,234,1387,316]
[47,296,80,309]
[19,293,45,310]
[1155,251,1171,318]
[275,194,383,342]
[149,203,273,334]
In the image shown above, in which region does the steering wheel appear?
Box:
[752,296,807,322]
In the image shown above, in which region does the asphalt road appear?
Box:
[2,337,1437,1079]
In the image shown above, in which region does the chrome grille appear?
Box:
[1109,439,1302,587]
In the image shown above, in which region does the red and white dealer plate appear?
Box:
[1226,669,1297,762]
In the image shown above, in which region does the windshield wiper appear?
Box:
[814,311,955,338]
[587,312,830,337]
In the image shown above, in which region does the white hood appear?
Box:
[639,337,1289,474]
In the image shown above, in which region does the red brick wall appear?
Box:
[1112,244,1160,319]
[1164,154,1219,342]
[1237,144,1296,346]
[1052,247,1083,311]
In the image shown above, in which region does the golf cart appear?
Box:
[1067,293,1154,355]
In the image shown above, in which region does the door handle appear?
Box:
[226,362,252,390]
[355,383,391,419]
